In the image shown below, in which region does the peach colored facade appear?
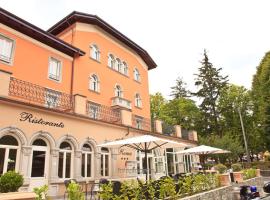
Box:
[0,8,198,198]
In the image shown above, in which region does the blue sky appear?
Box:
[1,0,270,99]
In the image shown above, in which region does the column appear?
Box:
[20,146,32,185]
[0,69,12,97]
[74,150,83,181]
[154,120,162,134]
[50,148,59,183]
[120,109,132,126]
[175,125,182,137]
[74,94,87,115]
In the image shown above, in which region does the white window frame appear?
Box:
[134,68,141,82]
[0,143,19,175]
[0,34,15,65]
[100,148,110,177]
[122,62,128,75]
[89,74,100,92]
[48,57,62,82]
[115,85,123,98]
[82,144,93,179]
[154,149,165,174]
[135,93,142,108]
[108,54,115,68]
[115,58,121,72]
[58,143,73,180]
[90,44,100,61]
[135,116,143,129]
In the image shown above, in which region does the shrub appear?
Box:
[214,164,227,174]
[33,185,49,200]
[243,168,257,180]
[67,180,84,200]
[232,163,242,172]
[0,171,24,193]
[159,177,177,200]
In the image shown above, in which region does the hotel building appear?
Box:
[0,8,198,197]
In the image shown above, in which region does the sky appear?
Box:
[1,0,270,99]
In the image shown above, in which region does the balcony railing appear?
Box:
[111,96,131,110]
[132,114,151,131]
[162,122,175,136]
[8,77,73,112]
[181,128,189,140]
[86,101,121,124]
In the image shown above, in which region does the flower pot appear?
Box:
[233,172,243,183]
[219,173,231,186]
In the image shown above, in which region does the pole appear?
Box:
[145,142,148,182]
[238,107,251,163]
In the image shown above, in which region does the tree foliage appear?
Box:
[193,50,228,136]
[170,77,190,99]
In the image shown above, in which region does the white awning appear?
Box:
[175,145,230,155]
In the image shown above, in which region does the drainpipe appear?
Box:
[70,27,75,96]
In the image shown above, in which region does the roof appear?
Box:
[47,11,157,70]
[0,7,85,57]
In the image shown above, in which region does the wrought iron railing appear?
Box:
[162,122,175,136]
[9,77,73,111]
[86,101,121,124]
[132,114,151,131]
[181,128,189,140]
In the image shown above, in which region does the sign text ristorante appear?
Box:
[19,112,64,128]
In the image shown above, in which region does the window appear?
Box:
[45,89,61,108]
[100,147,109,177]
[135,93,142,108]
[0,135,19,175]
[31,139,48,178]
[58,142,73,179]
[89,74,100,92]
[154,149,164,174]
[115,58,121,72]
[108,54,115,68]
[82,144,93,178]
[87,102,100,119]
[48,57,62,81]
[134,68,140,82]
[122,62,128,75]
[115,85,123,97]
[0,35,14,64]
[135,116,143,129]
[90,44,100,61]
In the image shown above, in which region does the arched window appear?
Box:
[90,44,100,61]
[135,93,142,108]
[0,135,19,175]
[58,141,73,179]
[81,144,93,178]
[115,58,121,72]
[108,54,115,68]
[101,147,109,177]
[31,138,48,178]
[122,62,128,75]
[134,68,140,82]
[89,74,100,92]
[115,85,123,97]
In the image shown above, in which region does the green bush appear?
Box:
[243,168,257,180]
[67,181,84,200]
[33,185,49,200]
[232,163,242,172]
[214,164,227,174]
[0,171,24,193]
[159,177,177,199]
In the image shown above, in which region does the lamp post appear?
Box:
[238,107,251,163]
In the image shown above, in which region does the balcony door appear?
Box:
[29,139,49,191]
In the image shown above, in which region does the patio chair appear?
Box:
[112,181,121,196]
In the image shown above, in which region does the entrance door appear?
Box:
[29,139,49,191]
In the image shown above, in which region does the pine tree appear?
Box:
[170,77,190,99]
[193,50,228,136]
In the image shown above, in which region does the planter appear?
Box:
[219,173,231,186]
[256,169,261,177]
[233,171,243,183]
[0,192,36,200]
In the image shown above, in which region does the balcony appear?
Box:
[132,114,151,131]
[86,101,121,124]
[8,77,73,112]
[111,96,131,110]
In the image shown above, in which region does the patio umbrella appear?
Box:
[175,145,230,155]
[97,135,187,181]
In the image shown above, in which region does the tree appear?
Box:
[150,92,166,120]
[251,51,270,149]
[170,77,190,99]
[193,50,228,137]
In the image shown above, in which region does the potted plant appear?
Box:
[232,163,243,183]
[214,164,230,186]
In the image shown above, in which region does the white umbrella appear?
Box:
[175,145,230,155]
[97,135,187,181]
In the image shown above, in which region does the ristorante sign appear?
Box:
[19,112,64,128]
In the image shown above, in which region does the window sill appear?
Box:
[107,66,129,78]
[89,89,100,94]
[0,59,13,66]
[135,105,142,109]
[48,77,61,83]
[133,79,141,84]
[90,57,101,63]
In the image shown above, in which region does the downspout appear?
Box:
[70,26,75,96]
